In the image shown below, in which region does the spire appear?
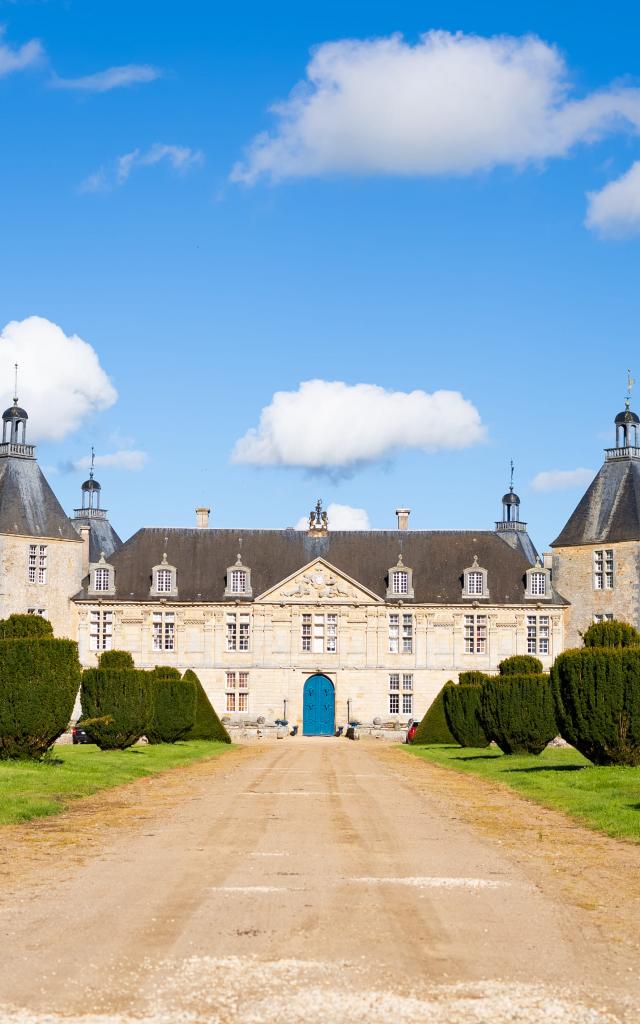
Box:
[1,364,32,457]
[613,370,640,452]
[13,363,18,406]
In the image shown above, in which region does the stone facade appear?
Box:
[0,532,83,639]
[552,541,640,648]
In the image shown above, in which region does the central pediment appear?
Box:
[256,558,382,604]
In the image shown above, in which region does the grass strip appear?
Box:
[0,740,231,826]
[406,744,640,842]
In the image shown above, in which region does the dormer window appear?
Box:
[88,552,115,596]
[386,555,414,599]
[225,554,253,598]
[462,555,489,599]
[525,560,551,599]
[150,553,178,597]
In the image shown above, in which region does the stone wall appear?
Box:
[0,533,83,638]
[552,540,640,647]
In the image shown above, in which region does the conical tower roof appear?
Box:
[551,458,640,547]
[0,457,80,540]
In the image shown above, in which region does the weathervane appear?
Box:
[13,363,18,405]
[509,459,515,492]
[89,445,95,481]
[627,369,635,408]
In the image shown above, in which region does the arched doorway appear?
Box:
[303,674,335,736]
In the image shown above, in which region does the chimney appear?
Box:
[395,508,411,531]
[195,507,210,529]
[79,525,90,578]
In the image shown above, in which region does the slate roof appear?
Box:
[551,456,640,548]
[0,456,81,541]
[74,527,565,605]
[72,514,123,562]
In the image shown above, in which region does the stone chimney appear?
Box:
[79,525,91,578]
[195,507,210,529]
[395,508,411,531]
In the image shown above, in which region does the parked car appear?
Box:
[406,721,419,744]
[71,725,91,745]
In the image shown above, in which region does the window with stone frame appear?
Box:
[389,672,413,715]
[467,571,484,596]
[464,614,487,654]
[529,571,547,596]
[27,607,46,617]
[225,671,249,713]
[156,568,173,593]
[594,613,614,623]
[527,614,550,656]
[94,567,111,592]
[226,612,250,652]
[28,544,47,584]
[152,611,175,651]
[594,549,614,590]
[391,570,409,595]
[90,609,113,651]
[301,613,337,654]
[38,545,47,584]
[28,544,36,583]
[229,569,248,594]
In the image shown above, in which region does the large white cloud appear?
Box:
[586,161,640,236]
[231,30,640,185]
[232,379,486,470]
[295,502,371,530]
[51,64,161,93]
[0,317,117,441]
[0,28,43,78]
[531,468,595,492]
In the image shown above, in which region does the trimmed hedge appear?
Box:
[443,684,490,747]
[80,668,152,750]
[147,671,197,744]
[182,669,231,743]
[479,674,557,755]
[0,636,80,759]
[411,683,456,744]
[498,655,543,676]
[458,670,491,686]
[152,666,182,680]
[0,614,53,640]
[582,620,640,648]
[98,650,135,671]
[551,648,640,766]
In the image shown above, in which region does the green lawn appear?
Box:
[406,744,640,842]
[0,740,231,826]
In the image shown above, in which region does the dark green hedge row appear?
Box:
[581,620,640,648]
[443,684,490,747]
[411,683,456,744]
[480,674,557,755]
[458,670,491,686]
[147,669,197,744]
[0,614,53,640]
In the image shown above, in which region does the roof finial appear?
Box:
[13,363,18,406]
[510,459,515,492]
[89,445,95,481]
[626,368,635,410]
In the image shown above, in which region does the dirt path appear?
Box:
[0,739,638,1023]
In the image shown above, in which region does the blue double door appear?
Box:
[303,674,335,736]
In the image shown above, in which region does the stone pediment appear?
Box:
[256,558,381,604]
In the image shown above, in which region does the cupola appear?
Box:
[0,364,34,458]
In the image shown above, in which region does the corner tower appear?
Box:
[551,378,640,645]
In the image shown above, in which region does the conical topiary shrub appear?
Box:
[182,669,231,743]
[411,683,456,744]
[146,669,197,744]
[443,684,490,747]
[479,674,557,755]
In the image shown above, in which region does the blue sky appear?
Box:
[1,0,640,551]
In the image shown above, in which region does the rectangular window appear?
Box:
[27,607,46,616]
[153,612,175,651]
[594,549,614,590]
[530,572,546,596]
[389,614,399,653]
[301,613,337,653]
[464,614,487,654]
[467,571,484,595]
[226,671,249,713]
[156,569,172,593]
[402,673,413,691]
[402,613,413,653]
[594,613,614,623]
[38,545,47,585]
[226,612,250,652]
[389,673,400,690]
[389,673,413,715]
[230,569,247,594]
[402,693,413,715]
[527,615,550,655]
[392,571,409,595]
[90,609,113,652]
[28,544,36,583]
[94,567,110,591]
[389,693,400,714]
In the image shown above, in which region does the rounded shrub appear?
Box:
[551,648,640,766]
[0,636,80,759]
[479,674,557,755]
[0,614,54,640]
[411,683,456,744]
[98,650,135,671]
[581,620,640,648]
[498,655,543,676]
[147,670,197,744]
[182,669,231,743]
[443,684,490,747]
[458,670,491,686]
[80,668,152,750]
[152,666,182,680]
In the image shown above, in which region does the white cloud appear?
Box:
[231,30,640,185]
[0,316,117,441]
[0,27,43,77]
[586,161,640,236]
[232,379,486,470]
[530,468,595,492]
[80,143,204,192]
[74,450,147,472]
[295,502,371,530]
[51,63,161,92]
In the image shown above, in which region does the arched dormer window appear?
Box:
[224,554,253,598]
[462,555,489,599]
[386,554,414,600]
[88,552,116,596]
[525,559,551,599]
[150,553,178,597]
